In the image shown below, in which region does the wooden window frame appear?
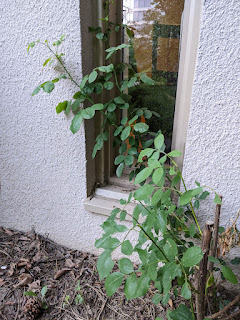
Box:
[84,0,204,215]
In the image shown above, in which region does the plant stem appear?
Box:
[40,42,80,88]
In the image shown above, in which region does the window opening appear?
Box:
[123,0,184,152]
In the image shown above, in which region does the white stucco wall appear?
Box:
[1,0,239,259]
[0,0,138,258]
[182,0,240,227]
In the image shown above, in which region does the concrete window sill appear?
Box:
[84,175,139,222]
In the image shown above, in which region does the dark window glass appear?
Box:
[123,0,185,151]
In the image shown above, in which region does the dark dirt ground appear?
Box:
[0,227,176,320]
[1,227,239,320]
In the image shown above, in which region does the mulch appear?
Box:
[0,227,180,320]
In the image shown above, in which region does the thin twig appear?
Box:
[208,293,240,319]
[220,309,240,320]
[209,196,223,273]
[0,249,11,258]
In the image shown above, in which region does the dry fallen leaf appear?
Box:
[8,263,16,276]
[28,280,41,290]
[18,236,30,241]
[65,259,76,268]
[54,268,71,280]
[32,251,43,262]
[168,299,173,309]
[17,258,31,269]
[0,278,6,287]
[4,228,15,236]
[14,274,33,288]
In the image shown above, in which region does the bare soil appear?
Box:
[0,227,178,320]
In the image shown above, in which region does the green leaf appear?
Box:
[119,258,134,274]
[154,134,164,150]
[151,189,163,205]
[134,123,149,133]
[24,291,37,297]
[156,210,168,234]
[181,247,203,267]
[136,249,148,265]
[92,103,104,110]
[127,76,137,88]
[191,187,203,196]
[134,185,155,201]
[121,240,133,255]
[43,57,51,67]
[89,71,98,83]
[181,282,191,300]
[41,285,48,298]
[32,85,41,96]
[189,223,196,237]
[194,199,200,209]
[114,126,123,136]
[65,100,71,115]
[125,273,138,300]
[121,126,131,141]
[168,150,182,157]
[125,155,134,166]
[163,239,178,261]
[214,194,222,204]
[148,159,160,169]
[221,266,238,284]
[179,190,193,206]
[152,167,164,185]
[116,225,128,232]
[70,114,82,134]
[135,273,151,297]
[80,75,89,89]
[97,251,115,280]
[53,40,61,46]
[152,293,162,305]
[119,143,127,154]
[230,257,240,265]
[169,304,193,320]
[199,191,210,199]
[115,155,125,165]
[138,148,154,162]
[114,96,125,104]
[135,167,153,184]
[162,262,182,294]
[81,107,95,119]
[105,272,124,297]
[144,110,152,119]
[116,163,124,177]
[27,41,35,52]
[56,101,68,114]
[72,99,81,112]
[104,81,114,90]
[171,173,181,187]
[94,83,103,95]
[95,236,120,250]
[208,256,220,265]
[128,115,138,125]
[120,210,127,221]
[133,205,141,226]
[140,73,155,85]
[161,189,171,204]
[43,81,55,93]
[107,103,116,112]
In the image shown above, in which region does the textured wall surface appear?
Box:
[0,0,138,258]
[182,0,240,227]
